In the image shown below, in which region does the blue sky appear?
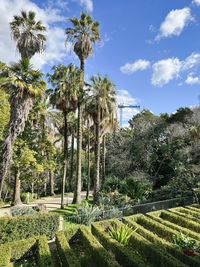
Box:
[0,0,200,125]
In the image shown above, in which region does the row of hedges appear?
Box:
[123,216,200,267]
[169,207,200,220]
[0,235,53,267]
[147,211,200,241]
[160,210,200,233]
[0,213,59,244]
[91,220,147,267]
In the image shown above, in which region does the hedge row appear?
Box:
[0,235,53,267]
[37,235,54,267]
[0,213,59,244]
[160,210,200,233]
[168,208,200,223]
[122,216,200,267]
[56,230,80,267]
[79,226,120,267]
[147,211,200,241]
[185,205,200,213]
[174,207,200,219]
[91,220,148,267]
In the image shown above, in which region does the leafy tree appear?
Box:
[0,60,46,199]
[66,11,101,204]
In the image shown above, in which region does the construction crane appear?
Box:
[118,104,140,127]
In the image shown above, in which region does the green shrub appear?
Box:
[79,226,120,267]
[161,210,200,233]
[37,235,53,267]
[91,220,148,267]
[10,205,36,216]
[102,176,122,192]
[0,245,12,267]
[56,231,80,267]
[74,202,101,225]
[108,224,136,245]
[0,213,59,244]
[123,216,200,266]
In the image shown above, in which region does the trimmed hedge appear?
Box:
[168,208,200,223]
[174,207,200,219]
[0,213,59,244]
[122,216,200,267]
[0,246,12,267]
[79,226,120,267]
[91,220,148,267]
[56,230,81,267]
[37,235,54,267]
[160,210,200,233]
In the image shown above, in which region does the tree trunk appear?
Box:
[0,96,33,199]
[61,112,68,209]
[73,59,84,204]
[102,135,106,186]
[73,103,82,204]
[50,171,55,196]
[94,106,100,205]
[86,120,90,199]
[70,129,74,192]
[12,168,22,206]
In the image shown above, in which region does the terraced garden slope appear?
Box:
[1,204,200,266]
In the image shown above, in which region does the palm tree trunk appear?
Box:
[12,168,22,206]
[73,59,84,204]
[94,106,100,205]
[102,135,106,186]
[61,112,68,209]
[86,120,90,199]
[70,129,75,192]
[50,171,55,196]
[0,96,33,199]
[73,103,82,204]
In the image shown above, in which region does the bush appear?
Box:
[37,235,53,267]
[102,176,122,192]
[0,213,59,244]
[0,245,12,267]
[108,224,136,245]
[74,202,102,225]
[20,192,37,203]
[10,206,36,216]
[119,177,151,200]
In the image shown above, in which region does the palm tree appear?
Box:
[87,74,116,204]
[0,59,46,199]
[10,10,46,59]
[66,11,101,204]
[47,63,81,208]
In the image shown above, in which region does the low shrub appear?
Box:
[37,235,53,267]
[0,245,12,267]
[56,231,80,267]
[74,202,101,225]
[108,224,136,245]
[79,226,120,267]
[0,213,59,244]
[10,205,36,216]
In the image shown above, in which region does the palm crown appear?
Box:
[0,59,46,98]
[10,10,46,59]
[66,11,101,61]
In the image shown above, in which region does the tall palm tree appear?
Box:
[47,63,81,208]
[0,59,46,198]
[66,11,101,204]
[87,74,116,204]
[10,10,46,59]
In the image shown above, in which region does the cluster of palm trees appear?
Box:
[0,10,117,206]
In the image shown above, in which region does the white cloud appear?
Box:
[116,90,140,124]
[193,0,200,6]
[182,52,200,70]
[120,59,150,74]
[151,58,182,86]
[155,7,193,40]
[0,0,69,69]
[185,73,200,84]
[151,52,200,87]
[72,0,93,12]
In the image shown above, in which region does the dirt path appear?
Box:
[0,191,92,217]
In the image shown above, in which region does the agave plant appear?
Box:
[74,201,101,225]
[108,224,138,246]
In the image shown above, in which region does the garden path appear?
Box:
[0,191,92,217]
